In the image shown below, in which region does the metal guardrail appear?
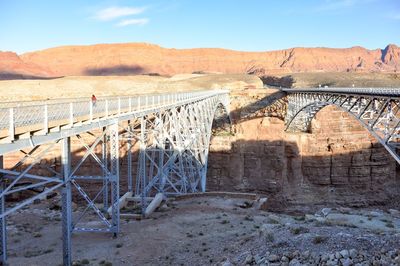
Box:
[282,87,400,97]
[0,90,228,141]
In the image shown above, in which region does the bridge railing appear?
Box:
[282,87,400,96]
[0,90,228,141]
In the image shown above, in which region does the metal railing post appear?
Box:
[89,101,93,121]
[118,98,121,114]
[69,103,73,127]
[44,104,48,133]
[105,100,109,117]
[128,98,132,112]
[8,108,14,141]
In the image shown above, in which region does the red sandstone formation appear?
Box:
[4,43,397,78]
[0,51,56,79]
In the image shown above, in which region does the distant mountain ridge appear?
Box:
[1,43,399,79]
[0,51,56,79]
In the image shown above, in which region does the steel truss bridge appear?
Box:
[0,87,399,265]
[283,88,400,164]
[0,90,230,265]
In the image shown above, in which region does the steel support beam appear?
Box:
[102,128,108,211]
[0,156,6,265]
[127,123,133,192]
[109,123,120,235]
[61,137,72,266]
[0,90,231,265]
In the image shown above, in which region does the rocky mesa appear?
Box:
[0,43,397,79]
[0,51,56,79]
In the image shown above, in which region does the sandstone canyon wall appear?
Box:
[207,88,400,209]
[1,43,399,79]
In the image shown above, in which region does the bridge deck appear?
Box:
[282,87,400,96]
[0,90,228,154]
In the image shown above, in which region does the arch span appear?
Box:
[134,92,231,197]
[284,90,400,164]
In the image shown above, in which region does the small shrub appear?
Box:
[290,226,310,235]
[33,232,42,238]
[267,218,279,224]
[312,235,328,244]
[385,222,395,228]
[293,215,306,221]
[265,232,274,242]
[244,215,254,221]
[99,260,113,266]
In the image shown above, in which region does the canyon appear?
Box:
[1,43,400,265]
[2,74,399,209]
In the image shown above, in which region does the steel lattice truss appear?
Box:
[135,95,230,198]
[0,90,230,265]
[283,88,400,164]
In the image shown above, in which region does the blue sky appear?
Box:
[0,0,399,54]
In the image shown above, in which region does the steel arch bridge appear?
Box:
[0,90,230,265]
[283,88,400,164]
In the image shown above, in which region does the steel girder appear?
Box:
[60,125,120,265]
[0,142,64,264]
[284,90,400,164]
[135,94,230,205]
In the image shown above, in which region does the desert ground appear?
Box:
[5,194,400,266]
[0,74,261,103]
[0,72,399,103]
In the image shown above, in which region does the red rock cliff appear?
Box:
[0,51,56,79]
[18,43,400,77]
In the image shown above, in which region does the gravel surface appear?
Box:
[5,195,400,265]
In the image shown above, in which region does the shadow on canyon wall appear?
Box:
[10,133,399,212]
[0,71,64,80]
[229,90,287,123]
[84,65,146,76]
[207,138,400,211]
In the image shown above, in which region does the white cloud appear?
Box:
[116,18,149,27]
[94,6,145,21]
[390,14,400,20]
[315,0,357,11]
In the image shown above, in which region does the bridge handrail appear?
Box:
[282,87,400,97]
[0,89,229,138]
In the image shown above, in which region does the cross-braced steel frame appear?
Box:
[0,89,229,265]
[283,88,400,164]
